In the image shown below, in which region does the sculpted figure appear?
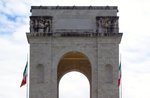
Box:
[44,20,51,32]
[38,18,45,32]
[30,16,52,33]
[30,20,34,32]
[99,17,117,33]
[111,17,118,33]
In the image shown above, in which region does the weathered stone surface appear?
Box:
[27,6,122,98]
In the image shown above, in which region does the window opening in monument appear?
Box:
[104,64,113,83]
[36,64,44,83]
[59,71,90,98]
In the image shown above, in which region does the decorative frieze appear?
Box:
[96,16,119,33]
[30,16,52,33]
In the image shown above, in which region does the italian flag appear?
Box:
[118,62,121,87]
[20,61,28,87]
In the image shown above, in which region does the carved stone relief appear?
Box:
[30,16,52,33]
[96,16,118,33]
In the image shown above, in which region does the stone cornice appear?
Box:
[26,32,122,44]
[27,32,122,37]
[31,6,118,12]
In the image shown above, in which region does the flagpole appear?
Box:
[120,54,122,98]
[121,65,122,98]
[121,79,122,98]
[26,54,28,98]
[26,75,28,98]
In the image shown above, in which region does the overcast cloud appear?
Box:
[0,0,150,98]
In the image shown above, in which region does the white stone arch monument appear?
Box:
[27,6,122,98]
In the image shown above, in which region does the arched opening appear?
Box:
[59,71,90,98]
[57,51,91,98]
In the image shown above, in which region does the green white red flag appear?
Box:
[118,62,121,87]
[20,61,28,87]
